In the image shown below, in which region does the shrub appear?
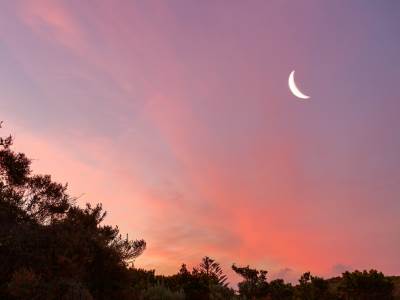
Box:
[141,284,185,300]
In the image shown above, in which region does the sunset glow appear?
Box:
[1,1,399,284]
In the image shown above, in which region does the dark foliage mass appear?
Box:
[0,126,145,299]
[0,124,398,300]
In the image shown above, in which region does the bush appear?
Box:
[141,284,185,300]
[339,270,394,300]
[7,268,40,299]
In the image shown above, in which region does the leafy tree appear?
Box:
[269,279,294,300]
[129,268,157,296]
[0,125,145,299]
[160,259,234,300]
[196,256,229,287]
[294,272,335,300]
[179,264,190,276]
[338,270,394,300]
[232,264,269,299]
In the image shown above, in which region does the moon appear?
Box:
[288,70,310,99]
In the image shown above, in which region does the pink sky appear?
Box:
[1,0,400,283]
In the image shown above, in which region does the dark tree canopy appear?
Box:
[338,270,394,300]
[0,125,145,299]
[295,272,333,300]
[195,256,228,288]
[232,264,269,299]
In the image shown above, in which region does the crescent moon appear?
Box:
[288,70,310,99]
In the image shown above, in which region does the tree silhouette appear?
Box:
[232,264,269,299]
[196,256,229,287]
[269,279,294,300]
[294,272,333,300]
[338,270,394,300]
[0,124,146,299]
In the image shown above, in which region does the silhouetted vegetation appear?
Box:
[0,125,145,299]
[232,264,269,299]
[338,270,394,300]
[0,125,398,299]
[294,272,334,300]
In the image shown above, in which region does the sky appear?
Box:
[1,0,400,283]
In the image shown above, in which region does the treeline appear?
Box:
[129,263,397,300]
[0,126,398,300]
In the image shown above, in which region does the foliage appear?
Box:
[129,268,158,295]
[141,284,185,300]
[0,125,145,299]
[294,272,334,300]
[269,279,294,300]
[7,268,40,299]
[338,270,394,300]
[232,264,269,299]
[175,258,233,300]
[196,256,229,288]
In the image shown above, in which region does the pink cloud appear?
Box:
[18,0,87,53]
